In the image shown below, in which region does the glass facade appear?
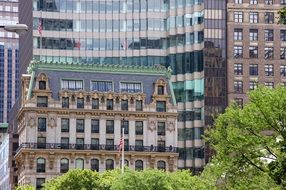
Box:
[26,0,222,171]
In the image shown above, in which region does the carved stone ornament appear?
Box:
[167,121,175,132]
[48,116,57,128]
[148,120,156,132]
[28,116,36,127]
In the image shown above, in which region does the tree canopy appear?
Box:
[205,87,286,189]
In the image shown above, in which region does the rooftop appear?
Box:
[27,60,172,78]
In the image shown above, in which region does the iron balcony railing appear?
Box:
[16,143,177,153]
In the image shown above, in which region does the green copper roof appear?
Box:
[0,123,8,129]
[27,60,172,78]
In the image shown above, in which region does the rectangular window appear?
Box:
[106,120,114,134]
[157,140,166,152]
[234,81,243,93]
[157,86,164,95]
[265,82,274,88]
[265,47,274,59]
[120,82,142,93]
[234,28,243,40]
[250,0,258,4]
[106,99,113,110]
[235,98,243,107]
[281,65,286,77]
[91,119,99,133]
[37,137,46,149]
[38,118,46,132]
[281,30,286,41]
[76,119,85,133]
[135,121,143,135]
[282,0,286,5]
[249,12,258,23]
[121,100,128,110]
[265,29,274,41]
[61,79,83,90]
[106,139,114,150]
[234,46,243,58]
[121,120,129,134]
[135,140,143,151]
[76,138,84,149]
[36,178,45,190]
[157,122,166,136]
[265,12,274,24]
[234,63,243,75]
[249,46,258,58]
[156,101,166,112]
[92,98,99,109]
[235,0,243,3]
[281,48,286,59]
[61,118,69,132]
[265,64,274,76]
[91,138,99,150]
[136,100,143,111]
[61,137,69,149]
[249,81,257,90]
[37,96,48,107]
[249,29,258,41]
[91,81,113,92]
[249,64,258,76]
[265,0,273,5]
[62,97,69,108]
[234,11,243,23]
[77,98,84,108]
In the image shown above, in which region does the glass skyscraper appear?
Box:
[0,0,19,123]
[19,0,227,172]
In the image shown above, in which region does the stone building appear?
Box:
[14,61,178,188]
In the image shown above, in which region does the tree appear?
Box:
[204,87,286,189]
[278,7,286,25]
[15,185,34,190]
[43,169,101,190]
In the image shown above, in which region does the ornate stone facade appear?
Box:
[14,62,178,188]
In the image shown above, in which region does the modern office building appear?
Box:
[0,135,11,190]
[0,0,19,123]
[14,61,178,188]
[227,0,286,106]
[18,0,227,173]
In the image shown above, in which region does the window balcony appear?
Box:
[16,143,178,153]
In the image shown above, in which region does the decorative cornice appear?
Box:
[27,60,172,77]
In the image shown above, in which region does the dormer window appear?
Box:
[156,101,166,112]
[61,79,83,90]
[39,81,46,90]
[37,96,48,107]
[157,86,164,95]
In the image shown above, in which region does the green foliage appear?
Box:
[278,7,286,25]
[43,169,101,190]
[41,168,215,190]
[204,87,286,189]
[15,185,34,190]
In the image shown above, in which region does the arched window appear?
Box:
[124,159,129,167]
[37,158,46,172]
[91,159,99,172]
[135,160,143,171]
[60,158,69,173]
[75,158,84,169]
[106,159,114,170]
[157,161,166,170]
